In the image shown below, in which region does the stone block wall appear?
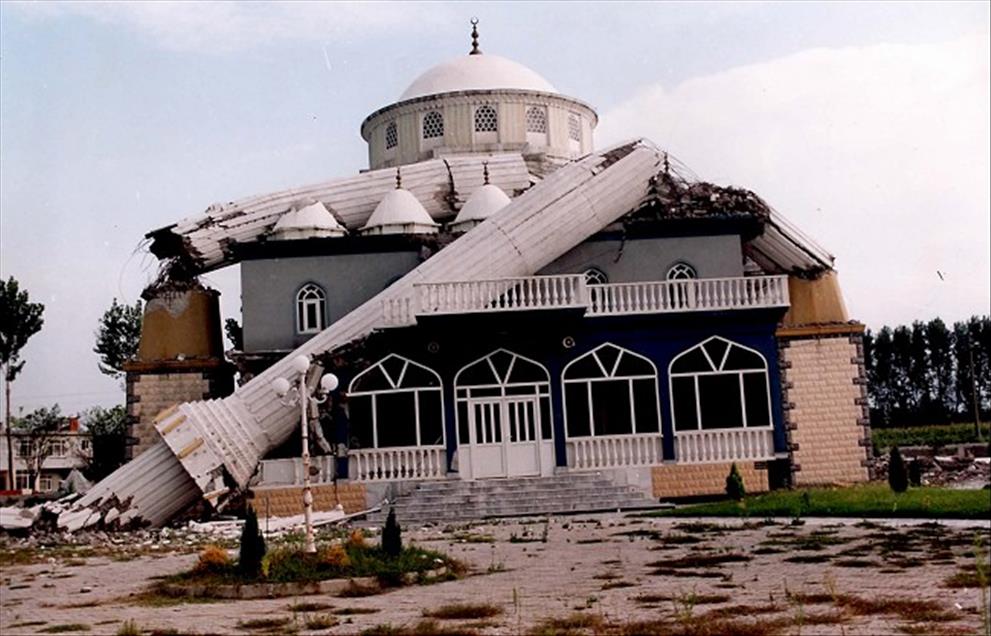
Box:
[778,328,870,485]
[124,361,234,460]
[249,482,369,517]
[652,461,768,499]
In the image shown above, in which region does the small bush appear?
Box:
[382,508,402,558]
[908,460,922,487]
[194,545,231,574]
[319,544,351,569]
[725,462,746,501]
[888,446,908,493]
[349,529,366,549]
[239,507,267,578]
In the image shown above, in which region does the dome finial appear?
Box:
[469,18,482,55]
[483,161,490,185]
[395,167,402,189]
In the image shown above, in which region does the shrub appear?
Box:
[888,446,908,493]
[239,507,267,577]
[349,528,366,549]
[725,463,746,501]
[382,508,402,558]
[319,543,351,569]
[908,460,922,487]
[194,545,231,574]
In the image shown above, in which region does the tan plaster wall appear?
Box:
[782,336,870,485]
[652,462,768,499]
[249,483,369,517]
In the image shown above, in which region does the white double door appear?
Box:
[467,396,542,479]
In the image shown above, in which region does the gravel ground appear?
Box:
[2,514,989,635]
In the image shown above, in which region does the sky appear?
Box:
[1,1,989,415]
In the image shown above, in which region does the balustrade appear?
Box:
[675,428,774,464]
[566,434,663,470]
[349,445,446,482]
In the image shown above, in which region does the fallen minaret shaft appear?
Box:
[62,140,662,528]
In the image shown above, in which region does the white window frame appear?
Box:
[525,105,548,146]
[454,349,551,445]
[668,335,773,431]
[562,343,660,438]
[296,283,326,335]
[567,112,582,152]
[583,267,608,285]
[348,354,444,449]
[384,121,398,153]
[666,262,697,280]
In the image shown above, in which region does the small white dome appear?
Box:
[361,188,438,236]
[450,184,511,233]
[271,201,346,240]
[400,54,557,101]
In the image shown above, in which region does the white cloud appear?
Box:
[599,34,991,328]
[9,1,455,52]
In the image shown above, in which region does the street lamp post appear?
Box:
[271,355,339,554]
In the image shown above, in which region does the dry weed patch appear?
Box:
[423,603,503,620]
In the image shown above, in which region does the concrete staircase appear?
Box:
[360,472,664,527]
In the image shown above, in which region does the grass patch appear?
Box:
[39,625,91,634]
[423,603,502,620]
[833,594,956,622]
[782,554,833,564]
[237,617,291,631]
[601,580,635,590]
[647,553,751,569]
[362,622,478,636]
[304,615,339,630]
[334,607,381,615]
[8,621,48,629]
[649,484,991,519]
[289,601,334,612]
[832,558,880,568]
[528,612,605,635]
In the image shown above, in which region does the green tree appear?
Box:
[13,405,63,491]
[866,327,895,425]
[81,405,129,481]
[926,318,955,421]
[908,321,932,422]
[0,277,45,490]
[890,326,914,420]
[94,298,142,379]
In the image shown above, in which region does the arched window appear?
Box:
[563,343,660,437]
[384,121,398,150]
[422,111,444,139]
[583,268,608,285]
[525,106,547,133]
[348,354,444,449]
[474,105,498,133]
[296,284,326,334]
[669,336,772,431]
[455,349,551,445]
[667,262,697,280]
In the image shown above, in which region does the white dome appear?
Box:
[450,184,511,233]
[361,188,438,236]
[399,54,557,101]
[271,201,346,240]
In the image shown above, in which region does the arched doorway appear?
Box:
[454,349,554,479]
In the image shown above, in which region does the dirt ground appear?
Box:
[1,514,989,635]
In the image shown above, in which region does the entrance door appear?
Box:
[467,396,541,478]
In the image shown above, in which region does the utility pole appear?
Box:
[4,368,13,491]
[968,340,982,441]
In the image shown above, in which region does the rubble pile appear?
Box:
[871,449,991,489]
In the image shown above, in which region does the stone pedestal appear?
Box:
[124,287,234,460]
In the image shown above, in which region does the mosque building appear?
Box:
[68,24,870,528]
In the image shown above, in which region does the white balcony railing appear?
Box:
[382,275,788,327]
[675,428,775,464]
[349,445,446,482]
[566,433,664,471]
[587,275,789,316]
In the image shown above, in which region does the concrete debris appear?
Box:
[871,446,991,490]
[0,505,41,531]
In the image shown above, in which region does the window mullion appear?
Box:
[739,373,748,428]
[414,390,421,446]
[371,396,379,449]
[628,378,637,434]
[586,381,595,437]
[694,375,702,430]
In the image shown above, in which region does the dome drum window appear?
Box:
[384,121,398,151]
[474,104,498,142]
[567,113,582,152]
[422,111,444,140]
[525,105,548,146]
[296,284,326,334]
